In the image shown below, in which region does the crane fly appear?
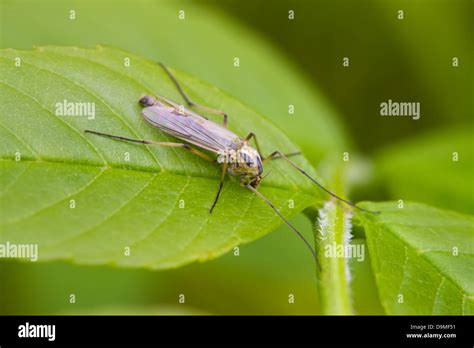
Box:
[85,63,380,269]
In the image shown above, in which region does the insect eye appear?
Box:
[242,154,254,166]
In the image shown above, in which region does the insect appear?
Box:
[85,63,380,267]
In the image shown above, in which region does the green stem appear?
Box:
[306,167,354,315]
[315,202,353,314]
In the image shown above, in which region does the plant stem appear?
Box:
[306,170,354,315]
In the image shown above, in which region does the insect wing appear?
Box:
[142,105,239,153]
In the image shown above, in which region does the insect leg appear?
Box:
[243,132,263,155]
[265,151,301,160]
[246,184,320,270]
[158,62,228,127]
[84,130,215,162]
[209,162,228,214]
[244,132,301,160]
[264,151,380,214]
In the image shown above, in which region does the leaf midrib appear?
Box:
[0,157,315,194]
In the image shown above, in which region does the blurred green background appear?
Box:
[0,0,471,315]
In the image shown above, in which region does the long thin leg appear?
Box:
[243,132,263,155]
[244,132,301,160]
[266,151,301,160]
[84,130,215,162]
[265,151,381,214]
[158,62,228,127]
[209,162,228,213]
[246,184,320,271]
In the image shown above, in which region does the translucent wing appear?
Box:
[141,104,239,153]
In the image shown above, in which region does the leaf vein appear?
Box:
[0,78,107,164]
[0,167,108,227]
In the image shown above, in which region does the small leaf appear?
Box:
[356,201,474,315]
[0,46,325,269]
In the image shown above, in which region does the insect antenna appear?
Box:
[266,152,381,214]
[246,184,321,271]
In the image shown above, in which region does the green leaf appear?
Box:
[376,128,474,214]
[0,46,324,269]
[356,201,474,315]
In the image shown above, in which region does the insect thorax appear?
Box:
[218,145,263,179]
